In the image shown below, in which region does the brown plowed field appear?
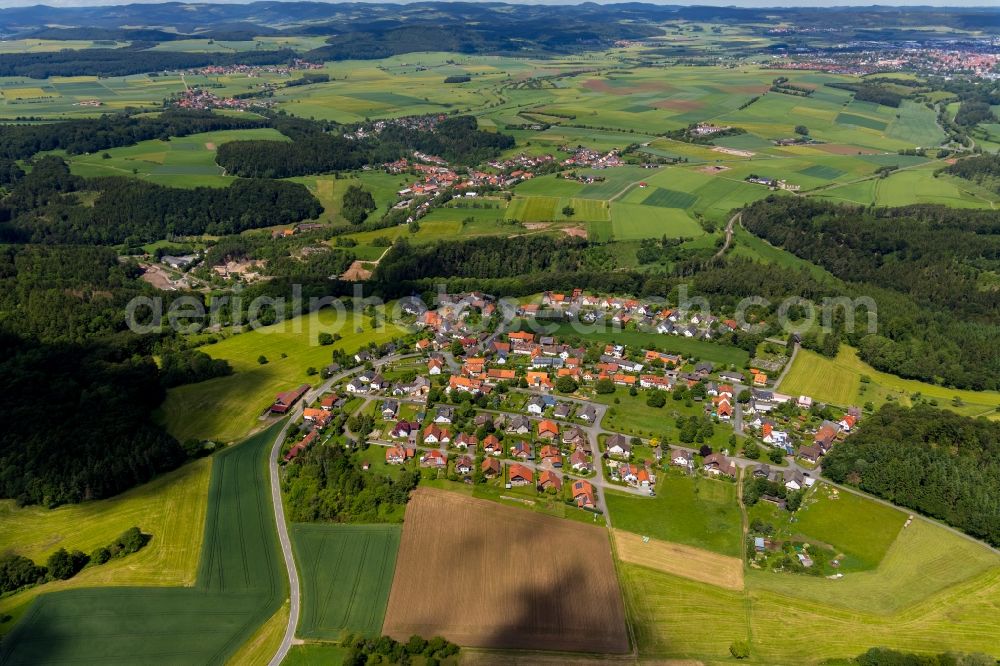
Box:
[382,488,629,653]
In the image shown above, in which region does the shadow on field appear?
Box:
[383,488,629,654]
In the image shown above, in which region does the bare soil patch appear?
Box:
[583,79,667,96]
[614,530,744,591]
[139,263,177,290]
[730,84,770,94]
[712,146,754,158]
[204,142,216,150]
[341,260,373,281]
[562,226,587,238]
[383,488,629,653]
[697,165,731,175]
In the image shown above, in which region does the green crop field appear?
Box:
[609,202,704,240]
[0,423,287,665]
[778,348,859,406]
[0,74,189,119]
[837,112,888,131]
[621,564,749,661]
[779,346,1000,418]
[292,524,400,640]
[607,474,742,557]
[158,307,403,443]
[641,187,699,209]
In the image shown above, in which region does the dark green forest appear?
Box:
[941,153,1000,194]
[216,115,514,177]
[0,47,295,79]
[0,332,185,506]
[0,246,203,507]
[0,110,268,160]
[741,197,1000,390]
[822,404,1000,547]
[0,157,322,244]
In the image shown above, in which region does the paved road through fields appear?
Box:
[267,352,418,665]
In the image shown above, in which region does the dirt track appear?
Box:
[383,488,629,653]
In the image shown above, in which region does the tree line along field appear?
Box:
[0,457,212,634]
[292,524,400,641]
[0,422,287,665]
[779,346,1000,419]
[157,307,402,444]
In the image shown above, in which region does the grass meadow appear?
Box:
[779,346,1000,418]
[0,423,287,665]
[292,524,400,641]
[607,474,743,557]
[67,128,288,187]
[620,480,1000,663]
[786,484,906,572]
[543,321,749,367]
[0,457,212,633]
[158,307,403,443]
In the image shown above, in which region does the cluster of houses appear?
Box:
[186,60,323,78]
[381,406,600,509]
[275,288,864,511]
[561,146,624,169]
[344,114,445,141]
[531,289,750,345]
[391,150,555,204]
[797,413,857,464]
[691,123,732,136]
[171,87,273,112]
[486,153,556,173]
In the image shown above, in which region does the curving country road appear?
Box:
[267,352,419,665]
[268,415,301,666]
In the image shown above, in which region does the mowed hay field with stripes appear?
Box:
[292,524,400,640]
[382,488,629,653]
[0,423,286,665]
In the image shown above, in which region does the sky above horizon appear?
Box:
[0,0,997,7]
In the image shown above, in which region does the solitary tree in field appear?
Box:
[794,125,809,136]
[562,205,575,217]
